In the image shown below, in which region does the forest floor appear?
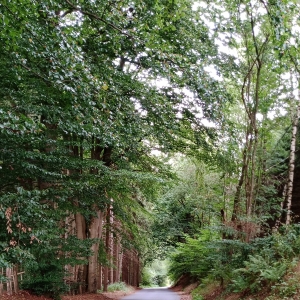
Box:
[171,284,193,300]
[0,290,132,300]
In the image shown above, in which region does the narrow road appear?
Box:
[121,288,180,300]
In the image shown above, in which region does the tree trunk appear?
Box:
[109,209,114,284]
[87,210,104,293]
[88,137,110,292]
[6,268,12,295]
[118,247,123,283]
[75,212,87,293]
[285,87,300,224]
[97,264,102,290]
[64,213,77,293]
[232,133,251,221]
[12,265,19,294]
[103,205,111,292]
[113,234,121,283]
[0,281,3,295]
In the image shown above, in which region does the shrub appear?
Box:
[153,274,167,287]
[107,282,129,292]
[206,239,252,285]
[168,234,213,282]
[271,271,300,298]
[21,234,93,299]
[141,268,152,287]
[169,224,300,294]
[21,258,69,300]
[229,226,300,293]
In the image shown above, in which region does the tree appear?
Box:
[152,158,225,255]
[200,0,296,237]
[0,0,228,295]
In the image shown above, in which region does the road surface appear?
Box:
[121,288,180,300]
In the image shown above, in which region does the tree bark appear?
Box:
[118,246,123,283]
[285,86,300,224]
[97,264,102,290]
[109,208,114,284]
[103,205,111,292]
[75,211,87,293]
[87,210,104,292]
[88,137,110,292]
[6,268,12,295]
[13,265,19,294]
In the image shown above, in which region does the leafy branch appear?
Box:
[64,0,135,39]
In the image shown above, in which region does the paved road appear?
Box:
[121,288,180,300]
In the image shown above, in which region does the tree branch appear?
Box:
[60,9,75,18]
[64,0,135,39]
[241,35,269,121]
[20,64,51,83]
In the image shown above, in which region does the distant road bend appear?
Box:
[121,288,180,300]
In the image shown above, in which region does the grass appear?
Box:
[107,282,131,292]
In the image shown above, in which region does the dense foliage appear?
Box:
[148,0,300,298]
[169,225,300,297]
[0,0,228,297]
[1,0,300,298]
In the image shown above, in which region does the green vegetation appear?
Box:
[169,226,300,299]
[106,282,131,293]
[97,282,133,294]
[2,0,300,299]
[141,259,169,287]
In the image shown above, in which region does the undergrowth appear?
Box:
[107,281,131,292]
[169,225,300,300]
[191,278,219,300]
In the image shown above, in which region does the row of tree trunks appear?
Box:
[34,132,141,295]
[2,211,141,296]
[61,205,141,294]
[87,207,141,292]
[114,234,122,283]
[0,267,20,296]
[121,249,140,287]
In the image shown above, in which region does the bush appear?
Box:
[229,226,300,293]
[206,239,252,285]
[168,232,251,286]
[168,234,213,282]
[141,268,152,286]
[271,270,300,298]
[168,225,300,294]
[107,282,129,292]
[21,234,94,299]
[152,274,167,287]
[21,259,69,300]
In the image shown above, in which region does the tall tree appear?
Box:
[0,0,228,295]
